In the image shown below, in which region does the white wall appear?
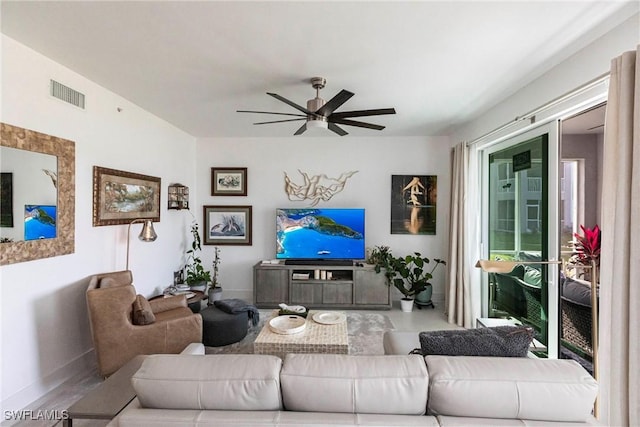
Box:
[0,36,197,414]
[195,136,452,303]
[453,11,639,143]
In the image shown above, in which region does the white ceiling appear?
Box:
[1,1,637,138]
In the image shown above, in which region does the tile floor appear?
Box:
[5,302,460,427]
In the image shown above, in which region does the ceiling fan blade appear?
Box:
[315,90,354,116]
[330,108,396,119]
[253,118,306,125]
[237,110,307,118]
[329,117,386,131]
[328,123,348,136]
[267,92,311,115]
[294,123,307,135]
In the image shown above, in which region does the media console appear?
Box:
[284,259,354,266]
[253,262,391,310]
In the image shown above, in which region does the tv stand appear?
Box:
[284,259,353,266]
[253,262,391,310]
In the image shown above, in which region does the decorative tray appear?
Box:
[269,315,307,335]
[312,311,346,325]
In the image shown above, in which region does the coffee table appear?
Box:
[254,310,349,359]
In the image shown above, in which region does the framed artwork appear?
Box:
[211,167,247,196]
[92,166,161,226]
[0,173,13,227]
[203,205,252,246]
[390,175,437,235]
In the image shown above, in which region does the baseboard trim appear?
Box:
[0,349,95,424]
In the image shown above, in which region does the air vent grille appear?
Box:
[50,80,85,109]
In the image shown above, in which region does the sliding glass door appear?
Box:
[482,123,560,358]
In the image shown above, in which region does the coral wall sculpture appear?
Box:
[284,169,358,206]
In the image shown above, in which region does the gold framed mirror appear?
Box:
[0,123,75,265]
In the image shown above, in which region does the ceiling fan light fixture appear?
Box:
[306,119,328,130]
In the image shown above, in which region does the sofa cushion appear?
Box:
[281,354,428,415]
[132,354,283,410]
[562,277,593,307]
[425,355,598,422]
[419,326,533,357]
[523,266,542,287]
[132,295,156,325]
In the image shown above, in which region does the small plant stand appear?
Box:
[414,299,435,309]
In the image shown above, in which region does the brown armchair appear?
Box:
[86,270,203,377]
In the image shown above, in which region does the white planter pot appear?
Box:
[207,287,223,305]
[400,298,414,312]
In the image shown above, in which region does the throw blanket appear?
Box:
[214,299,260,326]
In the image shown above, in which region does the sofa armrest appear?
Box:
[149,295,187,313]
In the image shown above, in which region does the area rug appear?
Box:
[205,311,395,356]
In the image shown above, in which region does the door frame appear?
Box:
[479,122,561,358]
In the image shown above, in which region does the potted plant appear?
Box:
[207,246,223,304]
[368,245,396,284]
[570,224,600,281]
[185,221,211,289]
[391,252,446,312]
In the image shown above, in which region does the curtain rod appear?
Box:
[465,71,610,147]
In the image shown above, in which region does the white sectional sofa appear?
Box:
[108,352,600,427]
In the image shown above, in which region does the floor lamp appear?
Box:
[476,258,599,418]
[126,219,157,271]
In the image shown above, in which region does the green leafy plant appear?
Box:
[391,252,446,299]
[185,221,211,286]
[368,245,396,285]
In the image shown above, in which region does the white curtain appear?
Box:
[599,45,640,426]
[446,142,474,327]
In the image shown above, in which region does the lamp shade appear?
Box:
[138,220,157,242]
[126,218,158,270]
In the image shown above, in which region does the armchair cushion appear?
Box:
[133,295,156,325]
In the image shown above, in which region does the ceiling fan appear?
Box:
[237,77,396,136]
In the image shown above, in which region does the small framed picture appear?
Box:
[211,167,247,196]
[203,205,252,246]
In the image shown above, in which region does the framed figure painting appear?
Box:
[390,175,437,235]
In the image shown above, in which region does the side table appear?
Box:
[64,355,146,426]
[150,289,207,313]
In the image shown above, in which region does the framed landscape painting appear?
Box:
[390,175,437,235]
[203,205,252,245]
[211,167,247,196]
[92,166,161,226]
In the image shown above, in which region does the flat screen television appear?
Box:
[24,204,57,241]
[276,208,365,263]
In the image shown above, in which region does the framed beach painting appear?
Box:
[203,205,252,245]
[211,167,247,196]
[390,175,437,235]
[92,166,161,226]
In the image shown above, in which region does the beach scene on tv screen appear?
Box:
[276,208,364,260]
[24,204,56,240]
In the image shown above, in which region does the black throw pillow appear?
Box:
[418,326,534,358]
